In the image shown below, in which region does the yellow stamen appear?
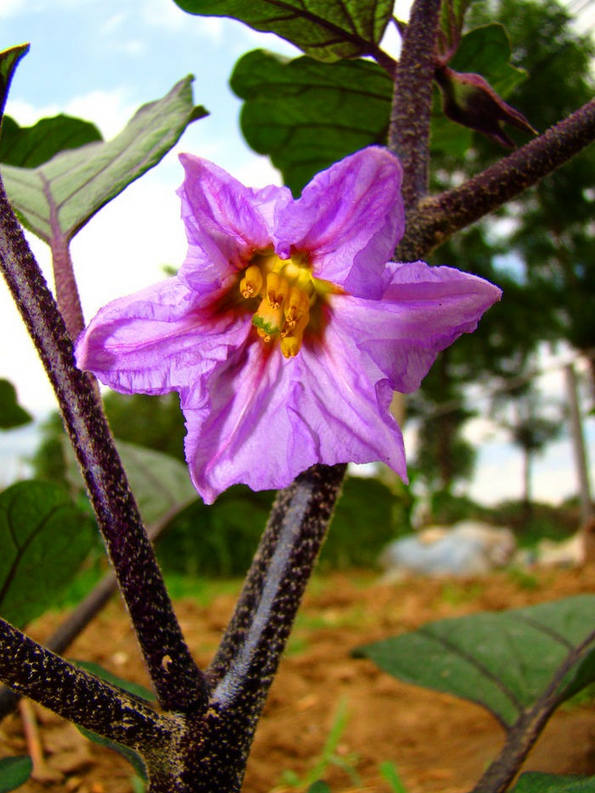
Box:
[240,264,264,299]
[284,285,310,329]
[280,314,309,359]
[266,271,290,309]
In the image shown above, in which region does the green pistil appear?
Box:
[252,315,280,335]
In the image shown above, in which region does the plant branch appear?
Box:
[388,0,442,211]
[0,505,181,720]
[470,629,595,793]
[0,618,175,748]
[195,463,347,791]
[0,177,207,715]
[396,98,595,261]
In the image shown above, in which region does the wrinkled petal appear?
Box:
[75,276,250,396]
[333,260,502,393]
[181,341,318,504]
[181,324,406,504]
[274,147,404,299]
[248,182,293,232]
[177,155,275,299]
[295,326,407,476]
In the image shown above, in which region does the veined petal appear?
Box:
[295,327,407,476]
[334,260,502,393]
[248,182,293,233]
[182,324,407,504]
[75,277,250,396]
[274,147,404,299]
[177,155,274,297]
[181,341,318,504]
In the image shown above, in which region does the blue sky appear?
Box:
[1,0,593,509]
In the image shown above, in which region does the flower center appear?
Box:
[239,252,317,359]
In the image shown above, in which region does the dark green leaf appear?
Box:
[64,438,197,527]
[77,724,148,781]
[231,50,392,194]
[0,756,32,792]
[510,772,595,793]
[0,379,32,429]
[174,0,392,62]
[354,595,595,728]
[430,96,473,156]
[560,646,595,703]
[0,481,94,628]
[0,114,102,168]
[450,24,527,98]
[322,477,398,569]
[0,45,29,123]
[0,77,208,243]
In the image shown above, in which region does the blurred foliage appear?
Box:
[411,0,595,500]
[0,378,32,429]
[32,392,412,575]
[158,475,407,576]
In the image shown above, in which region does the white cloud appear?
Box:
[100,11,125,34]
[5,88,135,140]
[119,40,145,56]
[0,0,25,18]
[63,89,136,139]
[139,0,215,34]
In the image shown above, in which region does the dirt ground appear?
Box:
[1,565,594,793]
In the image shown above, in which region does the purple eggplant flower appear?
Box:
[75,147,501,504]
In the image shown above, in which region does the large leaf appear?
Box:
[0,77,207,243]
[0,114,102,168]
[0,757,32,792]
[510,773,595,793]
[0,481,95,628]
[450,24,527,98]
[174,0,393,62]
[64,437,197,527]
[0,45,29,123]
[231,49,392,194]
[354,595,595,728]
[559,645,595,702]
[0,379,32,429]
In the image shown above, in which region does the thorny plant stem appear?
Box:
[0,176,208,715]
[388,0,442,211]
[0,617,176,747]
[396,98,595,261]
[0,504,183,721]
[196,464,348,792]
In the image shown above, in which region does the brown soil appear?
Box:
[1,566,594,793]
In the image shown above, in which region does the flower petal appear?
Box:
[75,276,249,395]
[295,327,407,476]
[181,341,318,503]
[181,324,407,504]
[334,260,502,393]
[274,147,405,298]
[177,155,279,298]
